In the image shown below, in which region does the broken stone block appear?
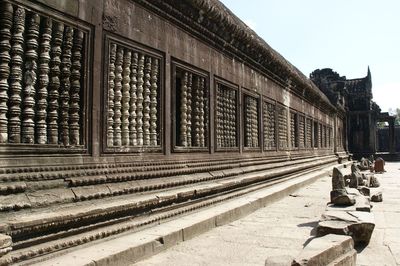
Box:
[0,234,12,257]
[332,167,346,190]
[291,234,356,266]
[330,189,355,206]
[317,211,375,245]
[369,175,380,188]
[357,186,370,196]
[359,158,370,171]
[374,157,385,173]
[370,188,383,202]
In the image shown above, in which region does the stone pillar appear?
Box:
[389,118,395,154]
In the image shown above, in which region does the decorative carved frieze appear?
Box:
[106,41,161,149]
[244,95,259,148]
[0,3,87,148]
[277,105,288,149]
[216,83,237,148]
[263,101,276,150]
[175,67,208,148]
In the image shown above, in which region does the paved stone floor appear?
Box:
[133,162,400,266]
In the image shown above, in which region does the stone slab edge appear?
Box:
[27,162,351,266]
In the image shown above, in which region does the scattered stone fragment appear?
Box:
[330,168,355,206]
[369,175,380,188]
[317,211,375,245]
[370,188,383,202]
[359,158,370,171]
[291,234,356,266]
[374,157,385,173]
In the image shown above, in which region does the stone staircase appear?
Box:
[0,154,340,265]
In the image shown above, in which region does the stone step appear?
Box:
[0,155,335,211]
[5,164,339,266]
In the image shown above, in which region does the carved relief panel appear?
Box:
[0,1,89,152]
[216,82,238,149]
[298,115,305,148]
[243,94,259,148]
[174,65,208,150]
[263,101,276,150]
[290,112,298,149]
[277,105,288,150]
[105,38,162,151]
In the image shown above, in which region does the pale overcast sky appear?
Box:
[220,0,400,112]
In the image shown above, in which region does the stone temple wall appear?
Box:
[0,1,348,263]
[0,0,341,168]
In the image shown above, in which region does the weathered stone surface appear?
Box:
[26,188,75,207]
[357,186,370,196]
[317,211,375,244]
[0,234,12,257]
[374,157,385,173]
[292,234,356,266]
[265,255,294,266]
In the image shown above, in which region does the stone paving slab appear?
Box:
[134,162,400,266]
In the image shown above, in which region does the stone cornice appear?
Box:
[134,0,336,113]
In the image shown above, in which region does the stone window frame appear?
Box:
[102,34,164,154]
[241,88,261,152]
[0,0,92,155]
[313,120,319,148]
[305,116,313,149]
[214,77,240,152]
[171,60,210,153]
[262,97,277,152]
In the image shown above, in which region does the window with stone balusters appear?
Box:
[263,101,276,150]
[0,2,89,151]
[290,111,298,149]
[174,66,208,150]
[277,105,288,150]
[215,82,238,149]
[105,40,161,151]
[243,94,259,148]
[298,114,306,148]
[306,118,312,148]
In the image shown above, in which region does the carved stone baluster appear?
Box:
[8,6,24,143]
[36,17,52,144]
[129,52,138,146]
[48,22,63,144]
[107,44,116,147]
[0,1,12,143]
[121,49,131,146]
[143,56,151,146]
[199,77,205,147]
[253,99,259,147]
[69,29,83,146]
[227,90,232,147]
[113,46,123,146]
[216,85,221,147]
[245,97,251,147]
[22,13,40,144]
[179,71,188,147]
[230,91,235,147]
[193,77,201,147]
[263,104,268,149]
[59,26,73,146]
[186,73,192,146]
[150,58,158,146]
[221,88,227,147]
[136,54,144,146]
